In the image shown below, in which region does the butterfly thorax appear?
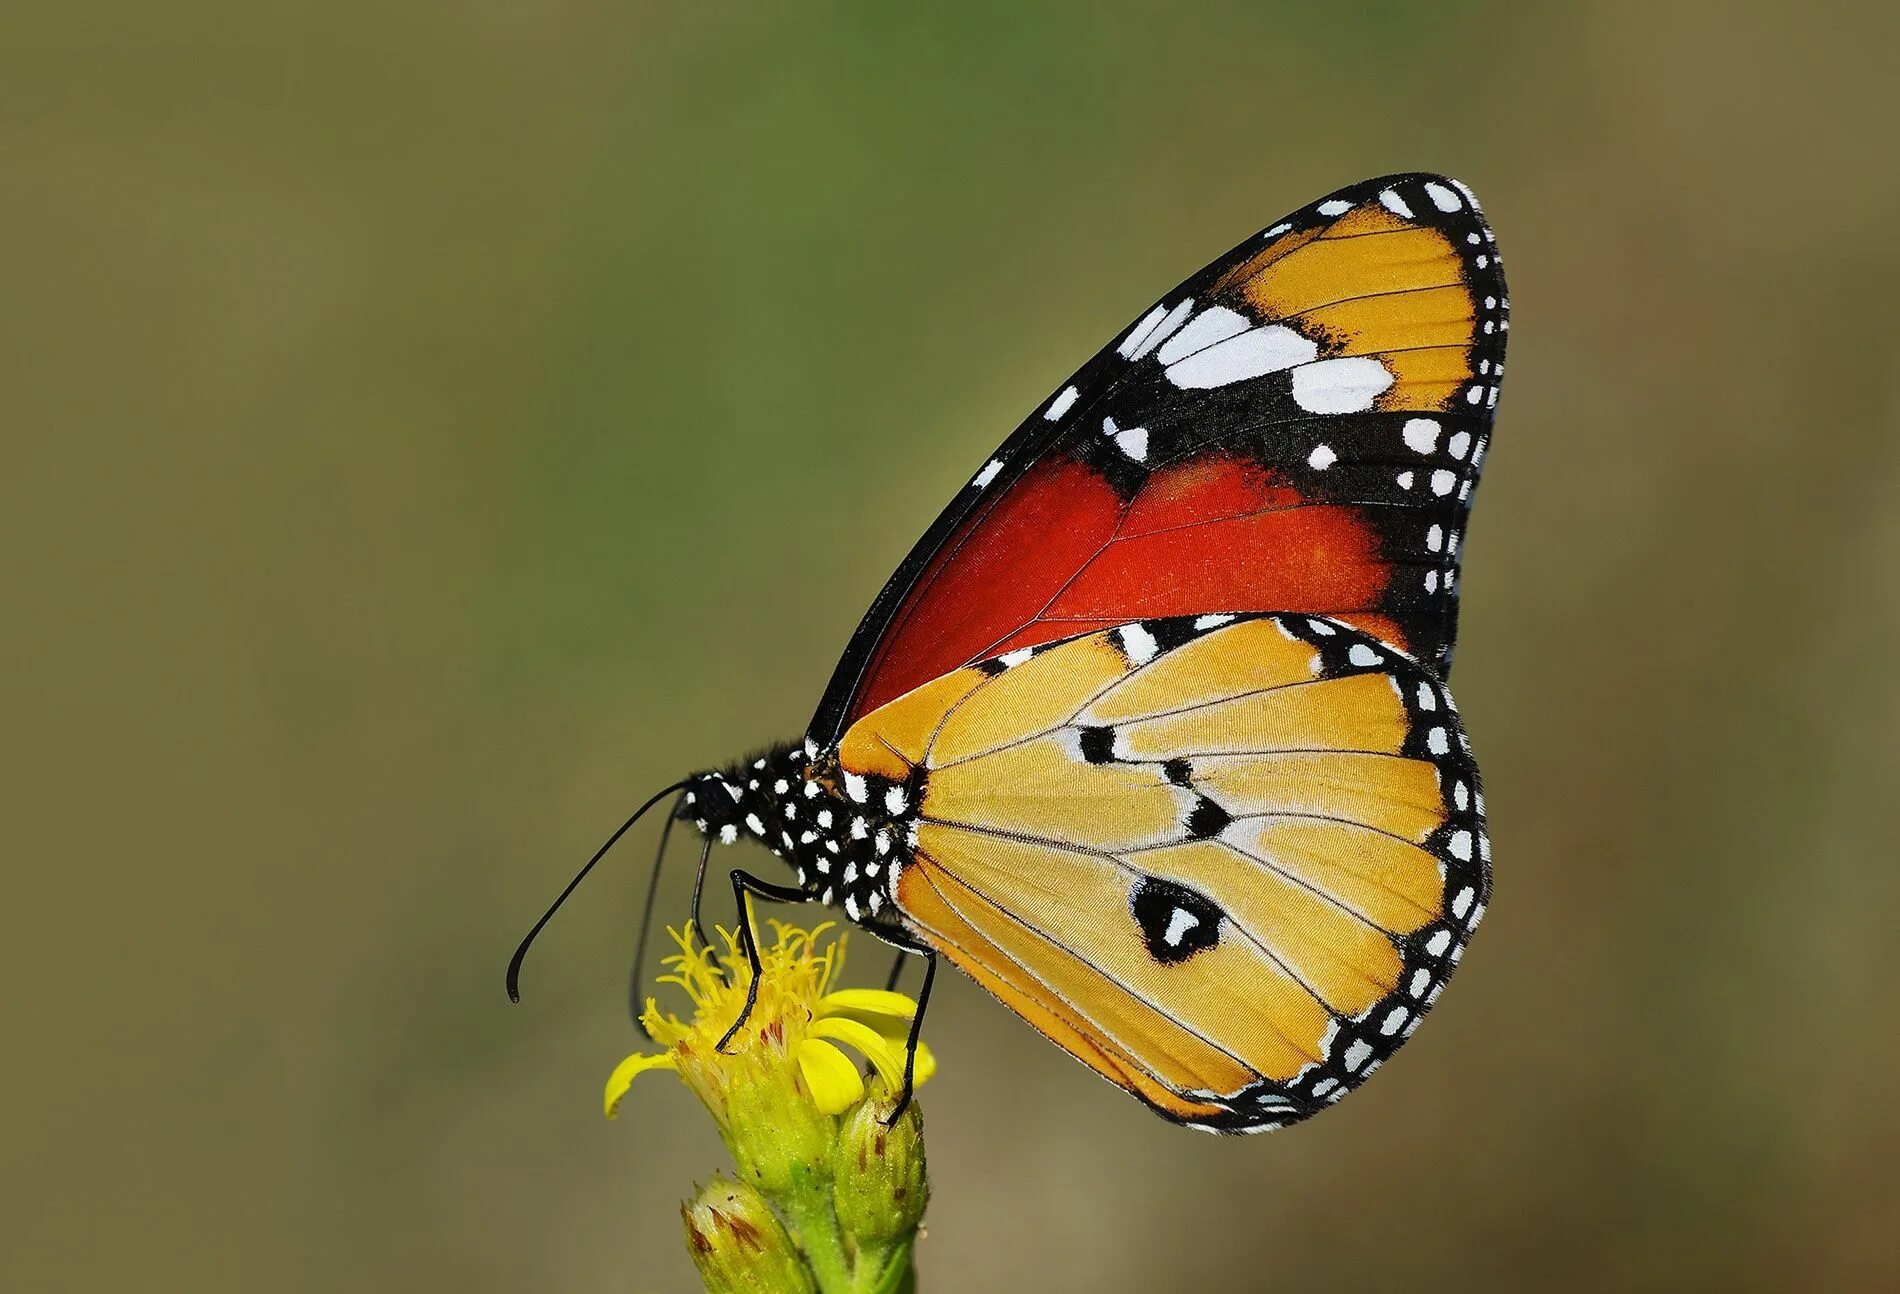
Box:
[679,742,921,926]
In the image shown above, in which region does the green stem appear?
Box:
[780,1188,854,1294]
[859,1242,914,1294]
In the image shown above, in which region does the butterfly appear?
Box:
[510,173,1507,1134]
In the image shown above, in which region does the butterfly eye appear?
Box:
[1129,876,1225,965]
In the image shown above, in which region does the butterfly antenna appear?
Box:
[506,779,693,1003]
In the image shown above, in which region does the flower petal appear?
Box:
[603,1051,678,1119]
[819,988,918,1022]
[796,1038,866,1115]
[812,1015,910,1091]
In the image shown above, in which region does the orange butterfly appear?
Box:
[512,173,1504,1133]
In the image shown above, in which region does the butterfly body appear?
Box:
[629,173,1506,1133]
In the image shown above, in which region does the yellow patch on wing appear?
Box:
[838,667,985,779]
[1103,671,1411,761]
[1222,816,1444,935]
[1300,284,1475,357]
[895,861,1233,1122]
[1190,750,1444,841]
[930,637,1131,766]
[1318,205,1417,238]
[1130,839,1402,1017]
[1374,343,1476,411]
[922,734,1189,852]
[911,825,1333,1084]
[1079,618,1319,725]
[1208,226,1325,297]
[1236,225,1466,323]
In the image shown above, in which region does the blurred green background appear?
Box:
[7,3,1898,1290]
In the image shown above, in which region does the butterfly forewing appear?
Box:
[841,614,1489,1132]
[810,173,1508,745]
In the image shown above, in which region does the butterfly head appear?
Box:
[678,768,749,845]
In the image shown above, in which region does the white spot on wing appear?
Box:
[1164,325,1318,389]
[1117,623,1160,664]
[1402,418,1440,454]
[1117,305,1168,359]
[1130,299,1194,361]
[1114,425,1149,460]
[1379,188,1413,218]
[972,459,1003,488]
[1307,443,1337,470]
[1162,907,1200,945]
[1318,198,1353,216]
[1290,357,1393,413]
[1424,181,1462,212]
[1043,385,1079,421]
[1153,306,1251,365]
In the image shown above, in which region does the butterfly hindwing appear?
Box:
[811,173,1508,745]
[839,613,1489,1132]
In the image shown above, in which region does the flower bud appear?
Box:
[712,1040,836,1201]
[681,1176,816,1294]
[830,1089,929,1248]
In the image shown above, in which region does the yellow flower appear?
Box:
[606,917,936,1122]
[602,916,936,1291]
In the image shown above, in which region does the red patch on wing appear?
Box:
[847,455,1400,722]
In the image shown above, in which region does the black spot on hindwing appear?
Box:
[1078,726,1116,764]
[1130,876,1224,964]
[1184,795,1231,839]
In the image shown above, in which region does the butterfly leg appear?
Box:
[687,834,715,954]
[714,868,814,1054]
[884,946,937,1126]
[883,950,907,993]
[626,795,683,1039]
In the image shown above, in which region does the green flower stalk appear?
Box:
[607,918,933,1293]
